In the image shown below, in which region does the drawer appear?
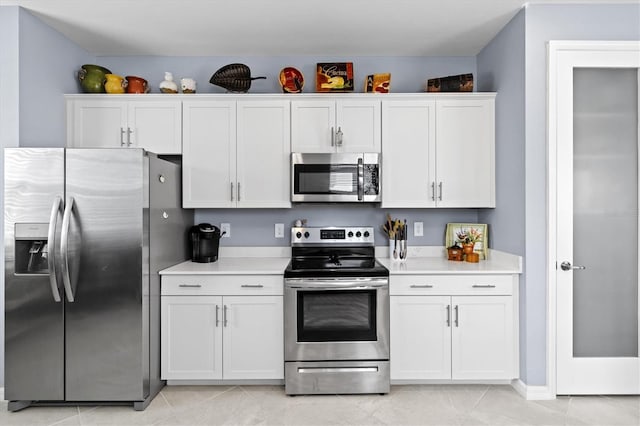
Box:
[162,274,283,296]
[390,274,514,296]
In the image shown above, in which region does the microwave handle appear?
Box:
[357,157,364,201]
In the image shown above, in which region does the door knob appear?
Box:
[560,261,586,271]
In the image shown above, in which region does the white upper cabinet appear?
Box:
[291,98,381,153]
[435,98,495,208]
[381,100,437,207]
[66,96,182,154]
[381,94,495,208]
[182,98,291,208]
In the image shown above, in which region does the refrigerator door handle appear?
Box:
[47,196,63,302]
[61,196,76,302]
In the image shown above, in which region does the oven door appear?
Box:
[284,277,389,361]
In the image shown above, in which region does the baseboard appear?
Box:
[511,379,555,400]
[0,387,4,401]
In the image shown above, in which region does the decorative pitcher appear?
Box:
[77,64,111,93]
[104,74,127,94]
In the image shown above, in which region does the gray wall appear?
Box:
[196,207,480,247]
[522,2,640,386]
[476,9,526,382]
[97,56,476,95]
[476,2,640,387]
[0,4,20,390]
[0,5,93,387]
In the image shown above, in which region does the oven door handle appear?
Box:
[287,284,386,290]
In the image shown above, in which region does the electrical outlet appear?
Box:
[414,222,424,237]
[220,223,230,238]
[275,223,284,238]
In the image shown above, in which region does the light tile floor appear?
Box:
[1,385,639,426]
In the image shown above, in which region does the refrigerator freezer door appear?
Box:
[4,148,65,401]
[64,149,148,401]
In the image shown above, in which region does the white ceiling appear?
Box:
[0,0,631,56]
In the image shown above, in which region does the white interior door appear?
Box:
[554,42,640,394]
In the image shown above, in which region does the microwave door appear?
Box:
[293,163,359,202]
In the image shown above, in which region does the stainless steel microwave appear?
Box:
[291,153,381,202]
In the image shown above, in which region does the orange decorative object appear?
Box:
[126,76,148,94]
[279,67,304,93]
[466,252,480,263]
[447,246,463,261]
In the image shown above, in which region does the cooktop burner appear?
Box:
[284,226,389,278]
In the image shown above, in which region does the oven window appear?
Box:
[297,290,377,342]
[294,164,357,194]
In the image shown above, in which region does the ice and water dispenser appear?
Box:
[14,223,50,274]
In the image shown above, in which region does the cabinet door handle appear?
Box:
[431,182,436,201]
[120,128,126,146]
[454,305,459,327]
[215,304,220,327]
[230,182,234,202]
[331,126,335,146]
[410,284,433,288]
[438,182,443,201]
[241,284,264,288]
[472,284,496,288]
[223,305,228,327]
[237,182,241,202]
[446,305,451,327]
[127,127,133,146]
[178,284,201,288]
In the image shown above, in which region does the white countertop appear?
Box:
[159,246,522,276]
[160,257,290,275]
[378,256,520,275]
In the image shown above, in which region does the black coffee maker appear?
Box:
[189,223,224,263]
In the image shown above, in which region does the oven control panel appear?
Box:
[291,226,375,245]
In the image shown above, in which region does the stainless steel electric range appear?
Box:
[283,226,390,395]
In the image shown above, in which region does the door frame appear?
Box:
[547,40,640,397]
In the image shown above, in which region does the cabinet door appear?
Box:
[182,101,236,208]
[451,295,515,380]
[435,99,495,207]
[161,295,223,380]
[291,100,336,153]
[236,100,291,208]
[336,99,381,153]
[69,100,127,148]
[128,100,182,154]
[222,296,284,380]
[381,100,436,207]
[390,296,451,380]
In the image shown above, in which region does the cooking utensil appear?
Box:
[393,234,398,259]
[209,63,266,93]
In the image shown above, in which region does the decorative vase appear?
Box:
[104,74,127,94]
[77,64,111,93]
[126,76,149,94]
[180,77,196,93]
[159,72,178,93]
[462,243,475,255]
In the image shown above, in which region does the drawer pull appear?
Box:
[241,284,264,288]
[472,284,496,288]
[178,284,202,288]
[410,284,433,288]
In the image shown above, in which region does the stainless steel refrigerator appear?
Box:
[4,148,193,411]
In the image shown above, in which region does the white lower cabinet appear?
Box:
[161,275,284,381]
[390,275,517,381]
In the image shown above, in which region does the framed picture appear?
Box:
[316,62,354,92]
[445,223,488,260]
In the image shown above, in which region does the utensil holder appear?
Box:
[389,239,407,262]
